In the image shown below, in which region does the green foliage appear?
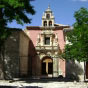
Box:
[63,7,88,62]
[0,0,35,24]
[0,0,35,46]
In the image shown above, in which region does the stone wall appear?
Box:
[0,29,31,79]
[0,28,40,79]
[19,31,30,77]
[4,29,21,79]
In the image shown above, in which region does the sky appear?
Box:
[7,0,88,29]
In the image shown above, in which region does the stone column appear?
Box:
[53,57,58,77]
[52,20,54,27]
[41,35,44,46]
[47,20,49,27]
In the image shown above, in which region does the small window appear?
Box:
[44,21,47,26]
[44,37,50,45]
[46,14,50,19]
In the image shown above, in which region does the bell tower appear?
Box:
[42,5,55,27]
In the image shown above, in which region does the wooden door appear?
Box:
[86,62,88,79]
[42,62,46,75]
[48,63,53,74]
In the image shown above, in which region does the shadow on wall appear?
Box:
[3,30,21,79]
[66,60,84,81]
[0,29,41,79]
[28,39,41,77]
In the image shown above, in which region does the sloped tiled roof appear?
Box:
[26,26,41,30]
[26,25,70,30]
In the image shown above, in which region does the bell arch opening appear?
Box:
[49,21,52,26]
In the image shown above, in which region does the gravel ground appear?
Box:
[0,79,88,88]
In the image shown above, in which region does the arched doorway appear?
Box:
[41,56,53,77]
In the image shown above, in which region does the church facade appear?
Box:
[0,6,88,81]
[21,6,70,78]
[20,6,86,80]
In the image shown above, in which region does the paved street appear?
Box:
[0,79,88,88]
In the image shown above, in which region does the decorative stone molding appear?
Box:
[42,5,55,27]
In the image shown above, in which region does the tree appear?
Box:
[0,0,35,79]
[0,0,35,46]
[62,7,88,62]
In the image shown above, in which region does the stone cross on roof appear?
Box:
[46,5,52,12]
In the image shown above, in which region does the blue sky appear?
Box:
[7,0,88,29]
